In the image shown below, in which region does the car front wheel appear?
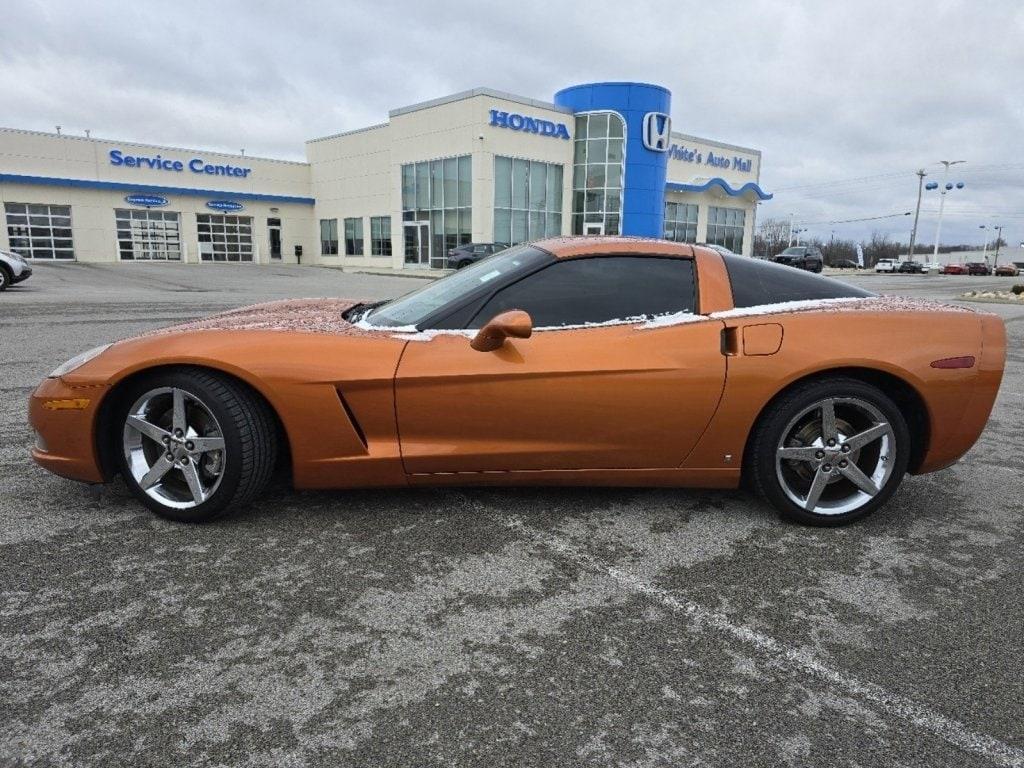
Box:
[0,265,10,291]
[747,378,910,526]
[115,368,277,522]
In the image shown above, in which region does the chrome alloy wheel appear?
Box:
[775,396,895,516]
[122,387,226,510]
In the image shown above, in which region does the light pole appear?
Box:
[993,225,1004,266]
[979,225,988,263]
[908,169,926,260]
[931,160,966,260]
[788,213,795,246]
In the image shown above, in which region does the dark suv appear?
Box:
[966,262,992,276]
[898,260,926,273]
[773,246,823,272]
[446,243,506,269]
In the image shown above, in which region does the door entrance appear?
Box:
[583,222,605,236]
[404,222,430,266]
[268,218,282,260]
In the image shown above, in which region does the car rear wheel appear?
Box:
[115,369,277,522]
[747,378,910,526]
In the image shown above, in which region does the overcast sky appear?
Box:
[1,0,1021,245]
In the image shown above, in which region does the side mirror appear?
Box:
[470,310,533,352]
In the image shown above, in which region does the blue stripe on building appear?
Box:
[0,173,315,205]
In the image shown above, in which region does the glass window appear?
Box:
[400,155,472,268]
[494,157,512,208]
[493,156,564,246]
[370,216,391,256]
[570,112,626,236]
[706,206,746,254]
[365,244,549,328]
[4,202,75,259]
[722,254,874,309]
[663,202,698,243]
[443,157,458,209]
[344,217,364,256]
[471,256,696,329]
[197,214,254,262]
[320,218,338,255]
[401,165,415,210]
[458,155,472,207]
[115,209,181,261]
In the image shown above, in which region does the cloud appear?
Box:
[0,0,1020,244]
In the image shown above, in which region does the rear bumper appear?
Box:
[916,314,1006,473]
[28,377,108,483]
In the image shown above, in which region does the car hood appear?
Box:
[145,298,375,336]
[59,298,410,387]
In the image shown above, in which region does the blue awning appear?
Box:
[666,178,772,201]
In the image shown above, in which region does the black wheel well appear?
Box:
[96,364,292,481]
[740,367,930,481]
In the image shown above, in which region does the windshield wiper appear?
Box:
[342,301,385,323]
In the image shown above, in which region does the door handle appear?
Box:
[721,326,740,356]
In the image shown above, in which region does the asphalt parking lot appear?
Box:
[1,263,1022,767]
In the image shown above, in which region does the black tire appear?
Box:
[114,368,277,522]
[0,264,10,291]
[456,260,472,270]
[746,377,910,526]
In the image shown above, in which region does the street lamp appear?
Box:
[931,160,966,260]
[979,225,988,262]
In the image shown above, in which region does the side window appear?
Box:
[469,256,695,329]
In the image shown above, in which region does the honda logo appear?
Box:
[642,112,672,152]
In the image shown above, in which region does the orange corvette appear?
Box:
[29,237,1005,526]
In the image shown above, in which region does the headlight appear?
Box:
[3,250,25,263]
[49,344,112,378]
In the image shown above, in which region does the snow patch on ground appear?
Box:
[960,289,1024,303]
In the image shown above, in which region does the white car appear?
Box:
[875,259,896,273]
[0,249,32,291]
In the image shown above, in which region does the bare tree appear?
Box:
[754,217,791,258]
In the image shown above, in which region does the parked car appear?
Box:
[773,246,823,272]
[994,264,1019,277]
[832,259,861,269]
[446,243,506,269]
[0,249,33,291]
[966,262,992,276]
[696,243,738,257]
[941,263,967,275]
[30,237,1006,528]
[875,259,896,273]
[897,261,926,274]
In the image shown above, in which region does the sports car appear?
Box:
[30,237,1006,527]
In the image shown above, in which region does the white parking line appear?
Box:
[465,498,1024,767]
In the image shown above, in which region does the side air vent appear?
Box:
[335,388,368,449]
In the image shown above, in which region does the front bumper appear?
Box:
[13,265,32,283]
[29,377,108,483]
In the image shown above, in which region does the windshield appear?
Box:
[364,244,548,328]
[781,247,807,255]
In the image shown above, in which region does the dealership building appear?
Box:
[0,82,771,270]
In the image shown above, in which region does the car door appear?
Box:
[394,255,727,474]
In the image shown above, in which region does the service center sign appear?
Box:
[109,149,252,178]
